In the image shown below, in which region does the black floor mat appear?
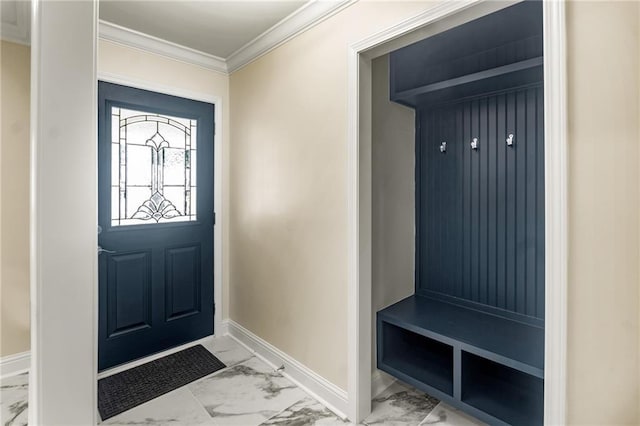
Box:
[98,344,225,420]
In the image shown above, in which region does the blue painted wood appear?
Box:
[462,352,543,426]
[453,347,462,401]
[505,91,517,313]
[165,244,202,322]
[392,58,543,108]
[378,295,544,376]
[416,85,545,323]
[376,296,544,425]
[106,251,152,338]
[487,96,498,307]
[98,81,215,371]
[379,321,454,396]
[380,3,546,424]
[496,93,507,311]
[390,1,543,95]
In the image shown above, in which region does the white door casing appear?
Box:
[346,0,568,423]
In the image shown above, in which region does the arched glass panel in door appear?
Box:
[111,106,197,226]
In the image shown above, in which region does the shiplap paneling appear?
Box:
[417,85,545,322]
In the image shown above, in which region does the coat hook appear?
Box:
[471,137,478,150]
[440,141,447,153]
[506,133,515,146]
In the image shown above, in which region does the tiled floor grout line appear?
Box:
[184,381,216,421]
[182,350,249,422]
[256,395,309,426]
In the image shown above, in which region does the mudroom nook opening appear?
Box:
[373,2,545,425]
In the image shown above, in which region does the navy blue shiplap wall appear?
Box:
[416,85,545,322]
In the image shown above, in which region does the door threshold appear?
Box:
[97,335,215,379]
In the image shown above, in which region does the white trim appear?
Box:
[225,0,355,73]
[371,369,396,398]
[98,20,228,74]
[346,47,372,422]
[98,0,356,75]
[0,0,30,45]
[30,1,98,424]
[224,319,349,419]
[97,72,219,105]
[218,318,230,336]
[542,1,568,424]
[347,0,567,423]
[29,0,40,420]
[97,335,214,379]
[4,0,355,74]
[97,71,225,338]
[350,0,482,59]
[0,351,30,378]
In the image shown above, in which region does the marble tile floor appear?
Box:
[1,336,483,426]
[0,372,28,426]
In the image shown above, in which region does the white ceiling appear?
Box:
[0,0,350,72]
[99,0,308,58]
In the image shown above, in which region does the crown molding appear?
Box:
[0,0,31,45]
[226,0,356,73]
[98,20,228,74]
[3,1,356,73]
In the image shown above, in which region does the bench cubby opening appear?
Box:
[462,351,544,426]
[379,320,454,396]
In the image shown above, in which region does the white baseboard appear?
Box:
[223,319,349,419]
[371,369,396,397]
[218,318,230,336]
[0,351,30,378]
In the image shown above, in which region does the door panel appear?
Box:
[98,81,214,371]
[106,251,152,338]
[165,244,201,321]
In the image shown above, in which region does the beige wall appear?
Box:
[230,0,640,421]
[229,1,438,389]
[566,1,640,424]
[371,54,415,369]
[98,39,231,321]
[0,40,31,358]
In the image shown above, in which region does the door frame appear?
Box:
[97,71,225,347]
[346,0,567,423]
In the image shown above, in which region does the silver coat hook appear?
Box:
[506,134,514,146]
[471,137,478,150]
[440,142,447,153]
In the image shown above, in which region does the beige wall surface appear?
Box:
[566,1,640,424]
[0,40,31,358]
[230,0,640,420]
[229,0,442,390]
[98,39,231,320]
[371,54,415,369]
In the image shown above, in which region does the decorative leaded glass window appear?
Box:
[111,107,197,226]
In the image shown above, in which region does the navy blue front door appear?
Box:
[98,82,214,371]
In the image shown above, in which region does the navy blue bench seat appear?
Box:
[377,294,544,426]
